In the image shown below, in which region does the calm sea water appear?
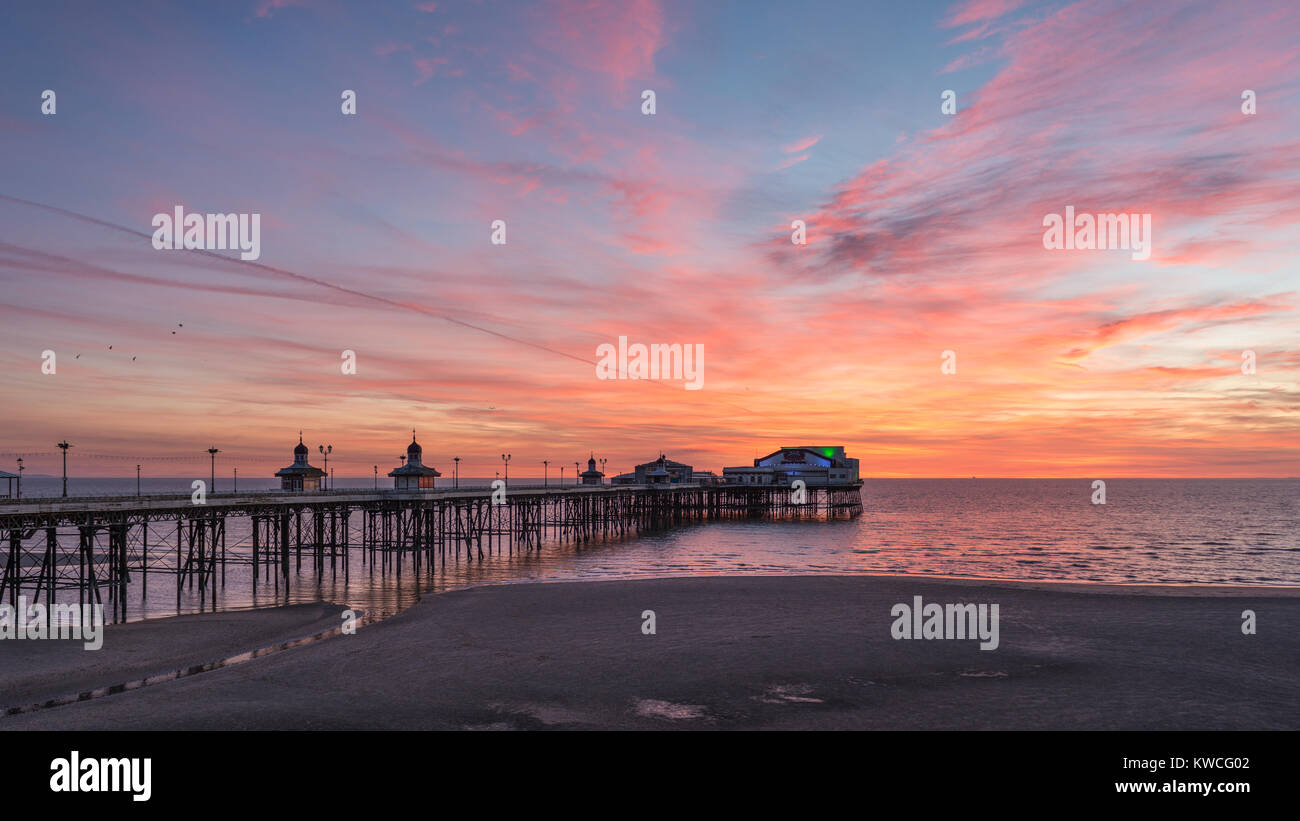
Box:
[5,477,1297,623]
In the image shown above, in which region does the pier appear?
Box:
[0,482,863,622]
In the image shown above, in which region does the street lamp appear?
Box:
[600,458,607,485]
[233,467,238,493]
[318,445,332,490]
[501,453,511,486]
[136,464,140,496]
[16,457,23,499]
[57,440,72,497]
[208,447,220,493]
[373,465,378,489]
[543,460,549,487]
[575,461,580,486]
[453,457,460,489]
[560,466,565,485]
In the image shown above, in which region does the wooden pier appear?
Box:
[0,482,863,622]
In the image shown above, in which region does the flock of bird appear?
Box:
[74,323,183,362]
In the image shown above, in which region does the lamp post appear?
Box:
[57,440,71,497]
[543,460,549,487]
[560,466,564,485]
[373,465,378,489]
[318,445,332,490]
[501,453,511,487]
[233,467,238,493]
[575,462,580,486]
[599,458,607,484]
[136,464,140,496]
[331,467,334,490]
[453,457,460,489]
[16,458,23,499]
[207,447,220,493]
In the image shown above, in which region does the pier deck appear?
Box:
[0,482,863,622]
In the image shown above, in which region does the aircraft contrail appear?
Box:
[0,192,595,367]
[0,192,742,411]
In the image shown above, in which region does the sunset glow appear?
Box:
[1,0,1296,479]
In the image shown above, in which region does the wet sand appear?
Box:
[1,602,349,714]
[3,575,1298,729]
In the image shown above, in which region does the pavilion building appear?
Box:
[722,446,859,486]
[389,432,441,490]
[275,434,327,491]
[633,454,693,484]
[580,454,605,485]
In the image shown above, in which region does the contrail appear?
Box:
[0,193,743,410]
[0,193,594,367]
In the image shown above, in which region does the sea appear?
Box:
[4,477,1297,623]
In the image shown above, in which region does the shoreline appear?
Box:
[4,573,1298,730]
[1,602,350,716]
[459,570,1300,597]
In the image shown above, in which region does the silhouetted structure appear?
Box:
[275,434,326,491]
[723,446,859,486]
[634,454,693,484]
[580,454,605,485]
[389,432,440,490]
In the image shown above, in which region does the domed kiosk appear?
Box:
[580,453,605,485]
[275,433,327,492]
[388,431,441,490]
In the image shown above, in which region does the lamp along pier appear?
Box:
[0,481,863,624]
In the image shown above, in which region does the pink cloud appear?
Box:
[776,0,1300,287]
[536,0,665,96]
[782,134,821,153]
[946,20,996,43]
[505,61,536,82]
[942,0,1028,28]
[941,44,999,72]
[414,55,450,84]
[1060,300,1293,360]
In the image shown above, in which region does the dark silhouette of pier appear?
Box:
[0,482,863,622]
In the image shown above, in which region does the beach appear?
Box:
[0,603,349,715]
[3,575,1297,730]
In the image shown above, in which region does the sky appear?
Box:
[0,0,1296,479]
